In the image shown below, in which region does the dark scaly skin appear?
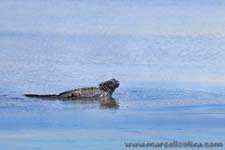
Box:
[24,79,120,100]
[58,87,104,99]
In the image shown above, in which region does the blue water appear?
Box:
[1,0,225,150]
[1,32,225,150]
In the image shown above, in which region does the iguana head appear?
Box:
[99,78,120,96]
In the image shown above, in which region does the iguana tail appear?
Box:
[24,94,58,99]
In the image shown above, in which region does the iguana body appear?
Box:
[24,79,120,100]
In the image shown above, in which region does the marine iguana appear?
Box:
[24,78,120,100]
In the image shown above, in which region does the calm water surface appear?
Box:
[0,32,225,149]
